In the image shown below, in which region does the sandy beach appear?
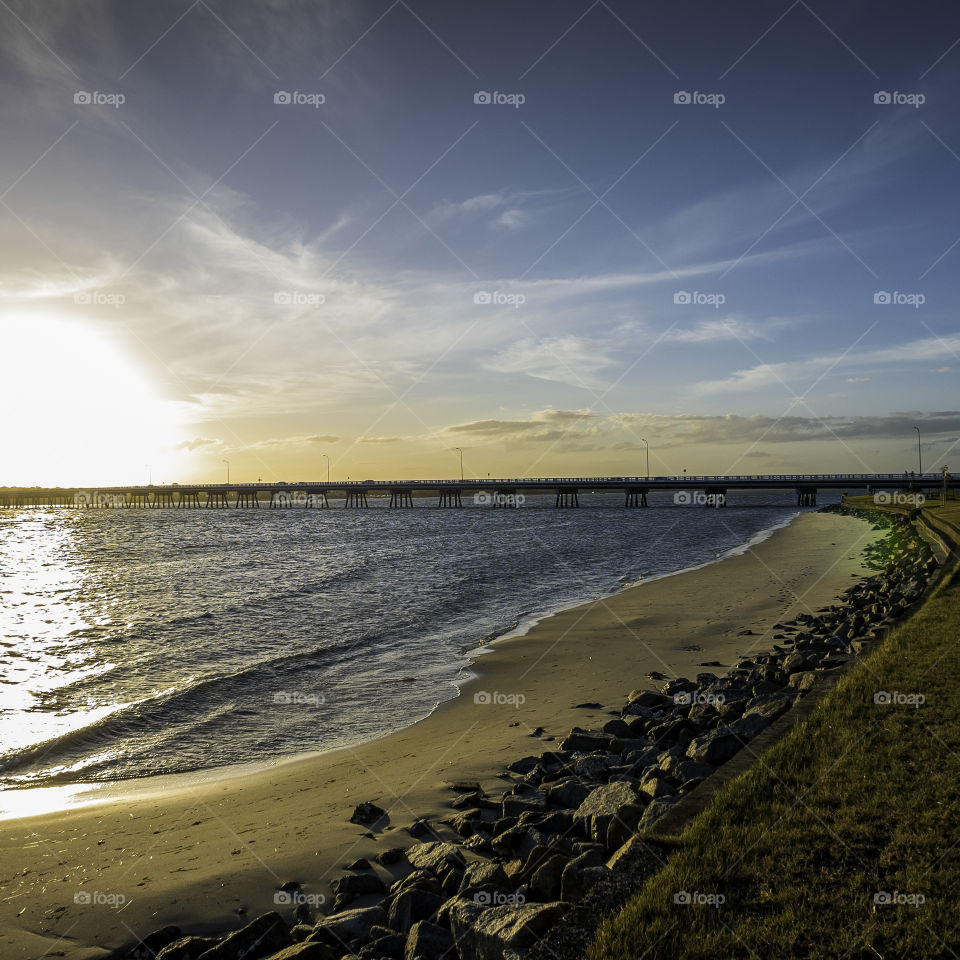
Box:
[0,510,880,960]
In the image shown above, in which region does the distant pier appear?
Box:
[0,474,953,511]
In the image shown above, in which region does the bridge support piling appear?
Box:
[389,489,414,508]
[796,487,817,506]
[206,491,230,508]
[438,489,462,508]
[235,490,260,508]
[345,491,369,508]
[625,487,649,507]
[555,487,579,507]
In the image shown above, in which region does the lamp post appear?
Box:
[640,438,649,479]
[454,447,464,482]
[914,426,922,477]
[321,453,330,484]
[223,460,230,484]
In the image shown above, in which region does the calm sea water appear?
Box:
[0,491,834,790]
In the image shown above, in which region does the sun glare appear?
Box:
[0,314,178,486]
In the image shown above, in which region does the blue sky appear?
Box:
[1,0,959,484]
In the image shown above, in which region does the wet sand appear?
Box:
[0,511,879,959]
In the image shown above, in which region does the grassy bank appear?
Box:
[586,501,960,960]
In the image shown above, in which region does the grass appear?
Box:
[585,501,960,960]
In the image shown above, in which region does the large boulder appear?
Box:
[195,913,290,960]
[331,873,385,897]
[685,727,741,764]
[156,938,220,960]
[261,945,336,960]
[387,888,444,934]
[449,899,564,960]
[405,841,465,875]
[308,906,386,948]
[404,921,455,960]
[349,802,388,827]
[126,926,182,959]
[572,782,644,844]
[560,851,608,902]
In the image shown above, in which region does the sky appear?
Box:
[1,0,959,485]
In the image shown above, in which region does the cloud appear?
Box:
[663,316,791,344]
[252,434,340,448]
[483,336,614,387]
[176,437,219,451]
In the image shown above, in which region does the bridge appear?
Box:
[1,474,954,510]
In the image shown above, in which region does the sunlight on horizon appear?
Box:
[0,314,180,486]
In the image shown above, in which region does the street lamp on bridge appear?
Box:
[640,438,649,478]
[222,460,230,484]
[321,453,330,484]
[454,447,464,482]
[914,426,922,476]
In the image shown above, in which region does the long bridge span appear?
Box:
[1,474,954,510]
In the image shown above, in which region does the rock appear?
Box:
[127,926,182,959]
[308,906,386,947]
[502,793,547,817]
[685,726,740,764]
[638,771,672,799]
[376,848,405,866]
[639,796,679,830]
[408,819,437,839]
[405,841,466,875]
[573,702,603,709]
[449,899,564,960]
[195,913,290,960]
[156,938,221,960]
[729,714,771,742]
[346,859,371,871]
[331,873,386,897]
[388,870,443,900]
[261,945,336,960]
[361,932,406,959]
[573,782,644,844]
[387,889,444,934]
[507,756,540,775]
[349,803,388,827]
[674,760,715,783]
[741,694,792,724]
[559,732,612,752]
[561,852,609,902]
[572,753,616,780]
[404,921,454,960]
[788,671,817,694]
[529,852,570,901]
